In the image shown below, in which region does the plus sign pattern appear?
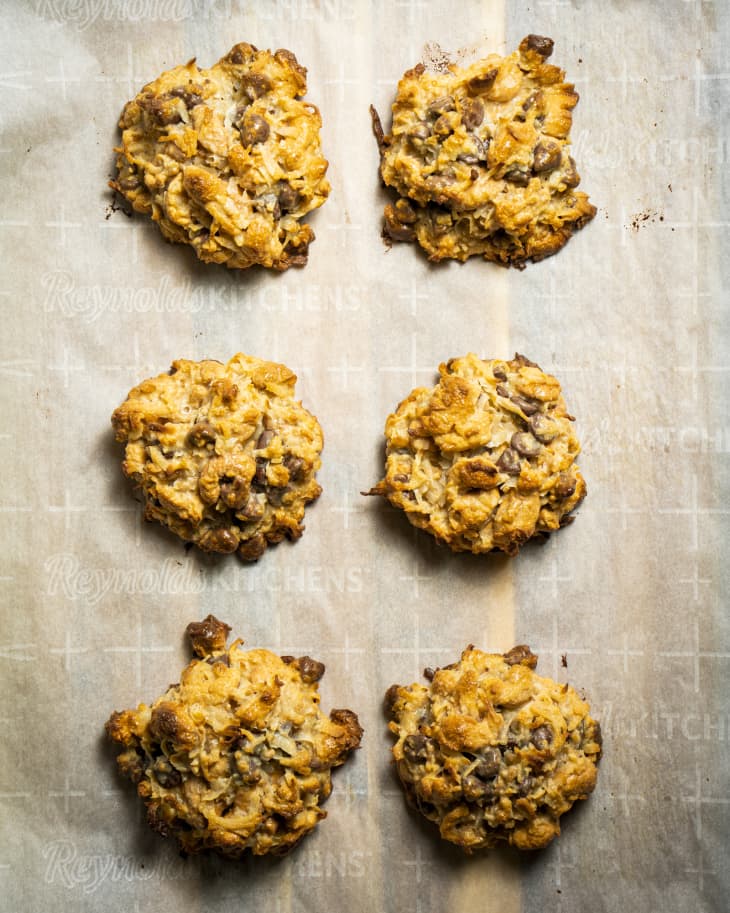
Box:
[506,3,730,911]
[1,1,728,912]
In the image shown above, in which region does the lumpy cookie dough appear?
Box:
[386,644,602,851]
[369,353,585,555]
[110,43,330,270]
[371,35,595,266]
[106,615,363,857]
[111,353,323,561]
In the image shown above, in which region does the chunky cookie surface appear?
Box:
[386,645,601,851]
[370,353,585,555]
[372,36,595,266]
[112,353,323,560]
[106,616,362,857]
[111,43,329,270]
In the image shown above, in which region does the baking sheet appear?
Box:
[1,1,728,910]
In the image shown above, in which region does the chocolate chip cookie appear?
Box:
[371,35,595,266]
[369,353,585,555]
[111,353,323,560]
[386,645,601,851]
[106,616,363,857]
[111,43,329,270]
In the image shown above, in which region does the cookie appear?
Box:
[106,615,363,857]
[110,43,329,271]
[371,35,595,266]
[386,644,601,851]
[369,353,586,555]
[111,353,323,560]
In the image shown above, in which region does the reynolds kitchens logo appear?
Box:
[43,841,195,893]
[34,0,231,30]
[42,270,205,324]
[45,554,203,604]
[35,0,356,29]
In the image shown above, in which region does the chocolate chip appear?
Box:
[369,104,385,148]
[296,656,325,683]
[256,429,274,450]
[462,774,495,802]
[427,95,455,116]
[384,684,401,714]
[238,533,267,561]
[472,135,490,160]
[502,644,537,668]
[139,94,184,125]
[240,113,269,146]
[527,412,559,444]
[253,457,269,486]
[496,448,521,475]
[149,707,179,739]
[554,472,576,499]
[118,175,141,191]
[329,709,361,734]
[511,394,539,416]
[467,68,498,93]
[283,454,305,481]
[532,725,552,748]
[516,91,542,121]
[432,114,454,136]
[403,734,430,764]
[233,101,250,126]
[563,155,580,187]
[205,653,230,666]
[510,431,541,458]
[241,73,270,101]
[522,35,554,58]
[496,383,511,398]
[533,140,562,173]
[456,152,479,165]
[528,412,558,442]
[513,353,540,368]
[187,422,216,447]
[473,747,501,779]
[393,197,418,223]
[426,170,456,190]
[384,206,416,241]
[170,86,203,108]
[593,721,603,749]
[461,98,484,130]
[238,494,264,520]
[504,165,531,186]
[492,365,507,381]
[278,184,301,212]
[186,615,231,656]
[200,527,238,554]
[219,475,248,509]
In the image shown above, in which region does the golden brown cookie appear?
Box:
[111,43,329,270]
[369,353,586,555]
[371,36,595,266]
[112,353,323,560]
[106,616,363,857]
[386,644,601,851]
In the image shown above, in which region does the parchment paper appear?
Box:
[1,1,728,911]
